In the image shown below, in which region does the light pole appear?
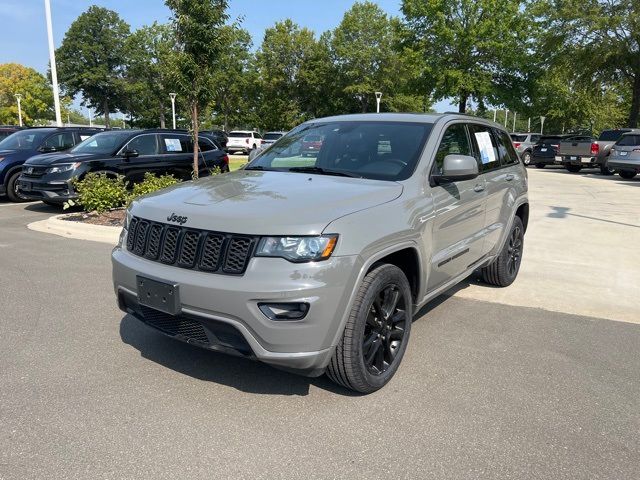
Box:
[44,0,62,127]
[375,92,383,113]
[512,111,517,132]
[527,117,531,132]
[540,116,546,135]
[15,94,22,126]
[493,110,497,122]
[504,109,509,127]
[169,93,177,129]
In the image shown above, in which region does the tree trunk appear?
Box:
[159,99,166,129]
[192,101,199,179]
[103,100,110,128]
[628,74,640,128]
[458,92,468,114]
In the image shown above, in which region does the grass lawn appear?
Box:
[228,154,248,171]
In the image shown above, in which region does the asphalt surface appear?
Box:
[1,199,639,480]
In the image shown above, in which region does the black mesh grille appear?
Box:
[141,306,210,345]
[127,216,255,276]
[224,237,253,274]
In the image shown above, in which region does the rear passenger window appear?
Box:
[198,137,217,152]
[468,124,500,172]
[42,132,75,151]
[494,129,520,166]
[161,134,193,154]
[433,124,473,175]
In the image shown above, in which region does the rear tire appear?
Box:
[326,263,412,394]
[535,163,545,169]
[619,170,637,180]
[522,151,532,166]
[566,165,582,173]
[480,216,524,288]
[6,171,29,203]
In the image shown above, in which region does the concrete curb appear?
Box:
[27,214,121,245]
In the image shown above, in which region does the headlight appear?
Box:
[118,210,133,248]
[123,209,133,231]
[255,235,338,262]
[46,162,81,174]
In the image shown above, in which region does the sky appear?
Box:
[0,0,454,114]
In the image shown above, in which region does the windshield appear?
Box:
[71,131,131,155]
[247,121,433,181]
[0,130,51,151]
[616,134,640,146]
[510,135,527,142]
[229,132,251,137]
[599,130,628,141]
[264,133,283,140]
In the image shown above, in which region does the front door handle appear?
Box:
[473,184,485,192]
[505,174,515,181]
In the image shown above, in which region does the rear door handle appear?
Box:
[505,174,515,181]
[473,184,485,192]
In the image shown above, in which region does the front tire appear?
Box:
[480,216,524,287]
[522,151,532,166]
[619,170,637,180]
[327,264,412,394]
[566,165,582,173]
[6,171,29,203]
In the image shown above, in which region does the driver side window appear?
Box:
[125,134,159,156]
[433,124,472,175]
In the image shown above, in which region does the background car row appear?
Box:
[511,128,640,180]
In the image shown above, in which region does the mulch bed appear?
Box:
[61,209,126,227]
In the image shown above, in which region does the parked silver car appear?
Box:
[510,132,541,166]
[112,113,529,393]
[607,132,640,180]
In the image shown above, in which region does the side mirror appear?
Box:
[39,145,57,153]
[122,148,139,159]
[433,154,479,184]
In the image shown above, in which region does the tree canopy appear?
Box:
[0,64,53,125]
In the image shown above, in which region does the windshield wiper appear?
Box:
[287,166,362,178]
[244,165,274,171]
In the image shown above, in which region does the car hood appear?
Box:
[130,170,403,235]
[24,152,101,165]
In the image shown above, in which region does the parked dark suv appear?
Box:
[18,129,230,206]
[200,130,228,150]
[530,135,569,168]
[0,127,101,202]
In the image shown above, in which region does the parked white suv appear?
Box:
[226,130,263,155]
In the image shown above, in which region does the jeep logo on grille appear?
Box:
[167,213,188,225]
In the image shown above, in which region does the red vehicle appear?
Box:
[301,134,323,156]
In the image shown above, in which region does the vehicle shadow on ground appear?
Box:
[119,313,359,397]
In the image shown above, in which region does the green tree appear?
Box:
[124,23,176,128]
[255,19,324,130]
[165,0,229,178]
[401,0,529,113]
[56,6,130,128]
[0,64,53,125]
[531,0,640,127]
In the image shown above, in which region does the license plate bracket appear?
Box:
[137,276,180,315]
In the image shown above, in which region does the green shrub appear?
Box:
[128,172,181,203]
[65,173,128,214]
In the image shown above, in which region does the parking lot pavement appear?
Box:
[1,195,640,479]
[454,167,640,323]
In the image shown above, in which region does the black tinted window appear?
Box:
[468,124,500,172]
[599,130,628,141]
[125,134,159,155]
[160,134,193,153]
[510,134,527,142]
[494,129,520,165]
[198,137,217,152]
[529,135,541,143]
[42,132,75,151]
[616,135,640,146]
[433,124,472,175]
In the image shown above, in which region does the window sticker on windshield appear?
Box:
[474,131,496,164]
[80,135,91,141]
[164,138,182,152]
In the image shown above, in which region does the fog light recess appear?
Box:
[258,302,309,321]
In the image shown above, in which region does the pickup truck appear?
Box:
[556,129,640,174]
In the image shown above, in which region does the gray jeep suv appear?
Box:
[112,113,529,393]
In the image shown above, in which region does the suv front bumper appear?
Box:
[112,246,361,376]
[17,176,75,204]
